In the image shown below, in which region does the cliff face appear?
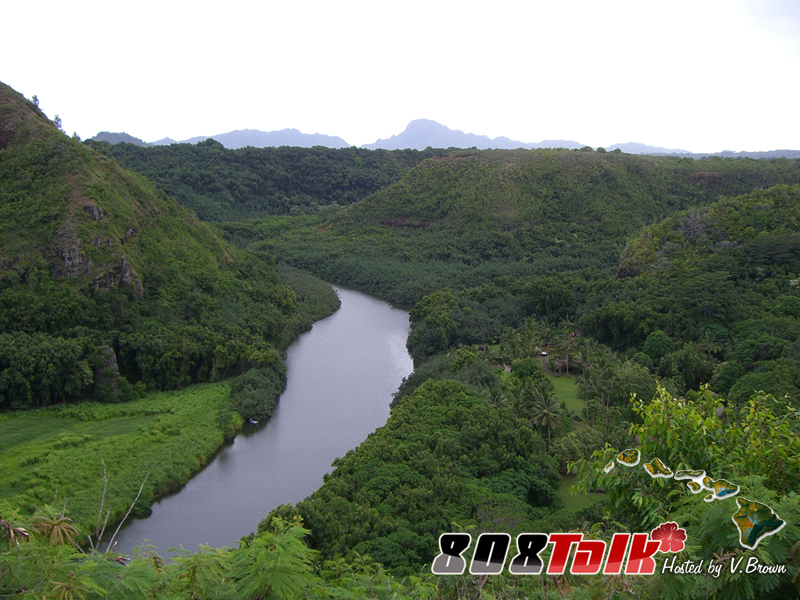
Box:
[49,193,143,295]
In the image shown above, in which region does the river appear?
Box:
[115,286,413,555]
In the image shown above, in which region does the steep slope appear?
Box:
[0,81,337,411]
[580,184,800,402]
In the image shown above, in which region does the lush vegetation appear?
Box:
[405,185,800,408]
[0,79,342,567]
[87,140,448,221]
[0,515,445,600]
[228,149,800,304]
[571,386,800,599]
[284,379,564,575]
[4,77,800,598]
[0,82,339,414]
[239,178,800,596]
[0,382,240,539]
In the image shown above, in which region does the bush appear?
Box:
[642,330,673,362]
[510,357,549,385]
[229,365,287,421]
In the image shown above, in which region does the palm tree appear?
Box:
[575,341,616,428]
[483,386,506,408]
[697,331,722,357]
[506,378,530,419]
[559,315,575,375]
[30,513,77,546]
[538,318,555,353]
[498,327,520,365]
[519,317,540,357]
[0,514,29,546]
[530,385,561,451]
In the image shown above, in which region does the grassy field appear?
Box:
[0,412,159,501]
[548,374,585,416]
[494,368,585,415]
[0,382,240,538]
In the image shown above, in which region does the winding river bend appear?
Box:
[116,287,413,555]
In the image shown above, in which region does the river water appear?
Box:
[115,287,413,555]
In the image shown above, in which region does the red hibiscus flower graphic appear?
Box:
[650,522,686,553]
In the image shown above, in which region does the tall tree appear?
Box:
[530,384,561,451]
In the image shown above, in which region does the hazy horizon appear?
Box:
[5,0,798,153]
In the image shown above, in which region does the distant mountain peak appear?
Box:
[91,129,350,150]
[361,119,583,151]
[150,137,177,146]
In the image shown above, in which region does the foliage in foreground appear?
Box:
[571,385,800,599]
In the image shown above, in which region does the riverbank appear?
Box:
[114,286,413,554]
[0,382,240,543]
[0,264,342,545]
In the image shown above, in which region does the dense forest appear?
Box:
[87,140,449,221]
[224,148,800,304]
[2,76,800,599]
[404,185,800,404]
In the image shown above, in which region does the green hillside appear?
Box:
[580,184,800,402]
[234,148,800,304]
[88,139,448,221]
[0,81,338,413]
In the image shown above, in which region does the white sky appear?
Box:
[3,0,799,152]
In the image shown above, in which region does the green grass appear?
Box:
[548,374,585,415]
[556,474,606,511]
[494,369,585,415]
[0,413,158,500]
[0,382,240,537]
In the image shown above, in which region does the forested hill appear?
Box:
[0,81,338,412]
[86,140,449,221]
[349,148,800,234]
[238,148,800,304]
[401,184,800,402]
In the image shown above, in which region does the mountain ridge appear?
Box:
[89,121,800,157]
[90,128,350,149]
[361,119,583,151]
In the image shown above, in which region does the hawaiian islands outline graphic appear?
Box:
[603,448,786,550]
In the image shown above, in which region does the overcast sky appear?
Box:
[3,0,798,152]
